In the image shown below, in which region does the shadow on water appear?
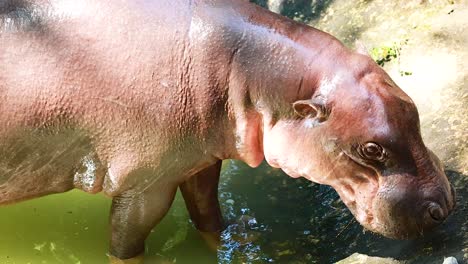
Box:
[250,0,335,23]
[249,0,368,46]
[216,161,467,264]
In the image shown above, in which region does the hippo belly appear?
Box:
[0,125,103,205]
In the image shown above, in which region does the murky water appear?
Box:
[0,160,465,263]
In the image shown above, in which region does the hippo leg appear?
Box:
[180,161,223,250]
[179,160,224,232]
[109,183,177,260]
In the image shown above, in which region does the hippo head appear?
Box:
[262,54,456,239]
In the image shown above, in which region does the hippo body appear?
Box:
[0,0,455,261]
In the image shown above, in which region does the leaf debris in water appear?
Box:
[33,242,46,251]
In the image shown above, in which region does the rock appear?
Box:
[267,0,285,14]
[443,256,458,264]
[335,253,400,264]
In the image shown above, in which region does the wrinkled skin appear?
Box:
[0,0,455,261]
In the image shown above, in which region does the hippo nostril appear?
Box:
[428,203,445,223]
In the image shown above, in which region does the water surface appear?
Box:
[0,160,465,263]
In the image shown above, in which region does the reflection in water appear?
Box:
[0,160,465,263]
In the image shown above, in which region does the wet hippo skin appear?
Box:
[0,0,456,261]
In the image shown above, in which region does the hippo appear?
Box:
[0,0,456,262]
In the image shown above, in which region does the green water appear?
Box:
[0,160,465,263]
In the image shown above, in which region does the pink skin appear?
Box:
[261,63,456,238]
[0,0,455,261]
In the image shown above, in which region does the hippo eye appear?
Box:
[357,142,387,162]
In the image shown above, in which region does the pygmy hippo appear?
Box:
[0,0,456,261]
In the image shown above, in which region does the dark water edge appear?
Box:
[249,0,334,23]
[214,161,467,264]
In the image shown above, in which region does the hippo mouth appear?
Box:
[332,150,380,230]
[335,149,456,239]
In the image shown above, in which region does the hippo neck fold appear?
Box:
[217,1,347,167]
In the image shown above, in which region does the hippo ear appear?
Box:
[293,99,329,122]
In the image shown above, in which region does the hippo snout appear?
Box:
[423,184,455,228]
[423,180,456,225]
[364,168,456,239]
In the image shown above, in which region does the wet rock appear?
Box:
[230,231,261,245]
[443,256,458,264]
[335,253,400,264]
[267,0,285,14]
